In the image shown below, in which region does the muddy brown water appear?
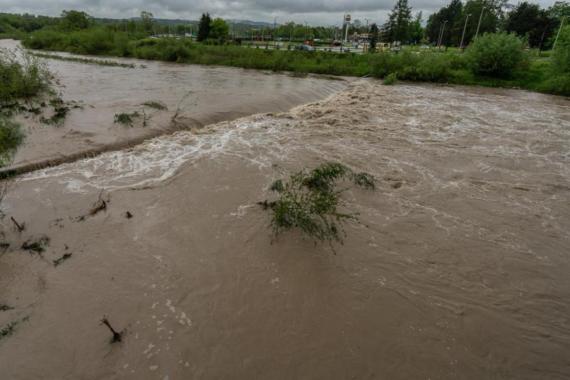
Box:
[1,44,570,379]
[0,39,346,175]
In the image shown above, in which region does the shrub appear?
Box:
[259,163,375,246]
[114,111,140,126]
[552,25,570,74]
[384,73,398,85]
[0,117,24,167]
[466,32,526,77]
[0,50,50,104]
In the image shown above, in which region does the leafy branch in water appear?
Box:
[114,110,149,127]
[259,162,375,246]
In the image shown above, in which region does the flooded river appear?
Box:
[1,43,570,379]
[0,40,346,174]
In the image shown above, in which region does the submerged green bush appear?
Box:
[114,111,140,126]
[259,163,375,246]
[0,117,24,167]
[466,32,526,77]
[0,50,50,104]
[383,73,398,85]
[552,25,570,74]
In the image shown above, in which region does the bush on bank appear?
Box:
[465,32,527,77]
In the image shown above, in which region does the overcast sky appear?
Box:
[0,0,558,25]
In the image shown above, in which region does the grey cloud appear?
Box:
[0,0,558,25]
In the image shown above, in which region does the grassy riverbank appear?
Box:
[21,28,570,96]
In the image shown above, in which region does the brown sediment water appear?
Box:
[0,39,347,176]
[1,62,570,378]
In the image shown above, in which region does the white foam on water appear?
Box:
[22,116,294,192]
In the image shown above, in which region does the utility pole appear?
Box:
[553,16,567,50]
[475,6,486,39]
[344,14,351,44]
[274,17,278,44]
[460,13,472,50]
[438,20,448,48]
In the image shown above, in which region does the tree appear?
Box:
[410,12,424,44]
[505,2,556,48]
[140,11,154,33]
[383,0,413,43]
[209,18,229,42]
[197,13,212,42]
[453,0,503,46]
[369,23,379,50]
[59,10,91,31]
[425,0,463,46]
[549,1,570,20]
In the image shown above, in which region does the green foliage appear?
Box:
[209,18,229,42]
[505,2,556,48]
[0,12,57,38]
[552,25,570,73]
[39,98,72,126]
[549,1,570,20]
[59,10,91,31]
[114,111,140,126]
[384,72,398,85]
[197,13,212,42]
[369,23,379,51]
[383,0,414,43]
[0,117,24,167]
[260,163,376,245]
[371,50,456,82]
[140,11,154,33]
[466,32,526,77]
[426,0,504,47]
[0,50,50,104]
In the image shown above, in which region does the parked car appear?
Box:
[295,44,315,52]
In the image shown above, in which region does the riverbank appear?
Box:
[19,29,570,97]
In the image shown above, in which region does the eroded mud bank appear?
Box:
[1,80,569,379]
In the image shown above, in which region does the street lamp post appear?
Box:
[475,6,486,40]
[460,13,472,50]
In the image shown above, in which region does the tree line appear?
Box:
[379,0,569,49]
